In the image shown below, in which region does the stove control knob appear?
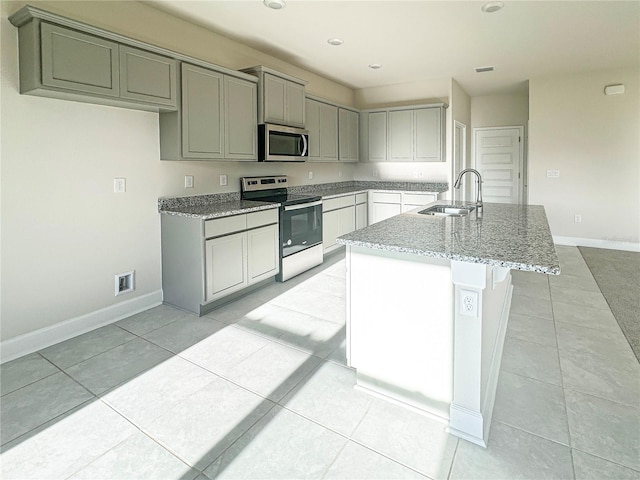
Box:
[286,239,292,246]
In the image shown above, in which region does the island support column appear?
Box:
[448,261,512,447]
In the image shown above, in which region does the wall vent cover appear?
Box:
[474,66,495,73]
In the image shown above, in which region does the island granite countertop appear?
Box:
[337,201,560,274]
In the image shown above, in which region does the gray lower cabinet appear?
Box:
[17,20,177,110]
[323,195,356,254]
[306,98,338,162]
[159,63,257,161]
[162,209,279,315]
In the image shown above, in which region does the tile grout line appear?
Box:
[0,353,62,398]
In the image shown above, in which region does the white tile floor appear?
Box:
[1,246,639,479]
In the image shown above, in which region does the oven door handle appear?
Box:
[284,200,323,211]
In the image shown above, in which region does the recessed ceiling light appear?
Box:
[474,66,495,73]
[327,38,344,46]
[369,64,382,70]
[263,0,286,10]
[481,1,504,13]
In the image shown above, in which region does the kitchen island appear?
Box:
[337,201,559,447]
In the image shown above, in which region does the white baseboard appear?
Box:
[554,236,640,252]
[1,290,163,364]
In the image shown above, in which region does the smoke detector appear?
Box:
[481,2,504,13]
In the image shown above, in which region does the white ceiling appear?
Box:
[146,1,640,97]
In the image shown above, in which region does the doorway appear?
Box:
[473,126,525,204]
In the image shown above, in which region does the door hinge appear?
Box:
[519,136,521,142]
[518,172,521,179]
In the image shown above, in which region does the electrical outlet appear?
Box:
[547,170,560,178]
[460,289,479,317]
[308,171,314,180]
[114,178,126,193]
[574,214,582,223]
[184,175,194,188]
[338,170,343,178]
[219,174,228,186]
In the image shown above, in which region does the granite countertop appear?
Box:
[337,201,560,274]
[157,180,450,219]
[158,193,279,220]
[291,181,449,200]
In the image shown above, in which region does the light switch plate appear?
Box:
[546,170,560,178]
[308,171,314,180]
[184,175,194,188]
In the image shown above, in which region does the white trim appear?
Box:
[554,236,640,253]
[1,290,163,364]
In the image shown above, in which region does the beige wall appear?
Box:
[471,93,529,129]
[529,68,639,246]
[0,1,356,342]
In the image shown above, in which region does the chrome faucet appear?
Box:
[453,168,483,212]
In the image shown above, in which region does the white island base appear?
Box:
[345,245,513,447]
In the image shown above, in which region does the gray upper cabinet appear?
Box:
[119,45,177,108]
[360,105,446,162]
[40,22,120,97]
[13,16,177,111]
[368,111,388,162]
[159,63,257,161]
[241,66,306,127]
[224,76,257,160]
[306,98,338,162]
[181,63,224,159]
[338,108,359,163]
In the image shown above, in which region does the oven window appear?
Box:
[281,204,322,257]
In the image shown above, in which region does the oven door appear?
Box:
[281,200,323,257]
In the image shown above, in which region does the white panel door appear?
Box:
[474,127,523,204]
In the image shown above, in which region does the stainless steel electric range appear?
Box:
[241,176,323,281]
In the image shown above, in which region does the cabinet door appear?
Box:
[224,76,257,160]
[263,73,286,124]
[247,224,279,284]
[41,23,119,97]
[371,202,402,224]
[319,102,339,162]
[181,63,224,158]
[415,108,441,161]
[368,112,387,162]
[323,209,340,253]
[355,202,368,229]
[339,206,356,236]
[388,110,414,161]
[205,231,247,302]
[339,108,359,163]
[286,81,306,127]
[305,99,321,160]
[119,45,177,108]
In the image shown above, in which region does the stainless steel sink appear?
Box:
[418,205,476,217]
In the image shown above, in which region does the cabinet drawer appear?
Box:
[355,192,368,204]
[370,192,401,203]
[403,193,436,205]
[205,214,247,238]
[247,209,278,229]
[323,195,355,212]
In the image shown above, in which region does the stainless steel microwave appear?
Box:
[259,124,309,162]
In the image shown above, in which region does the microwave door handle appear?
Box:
[300,135,308,156]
